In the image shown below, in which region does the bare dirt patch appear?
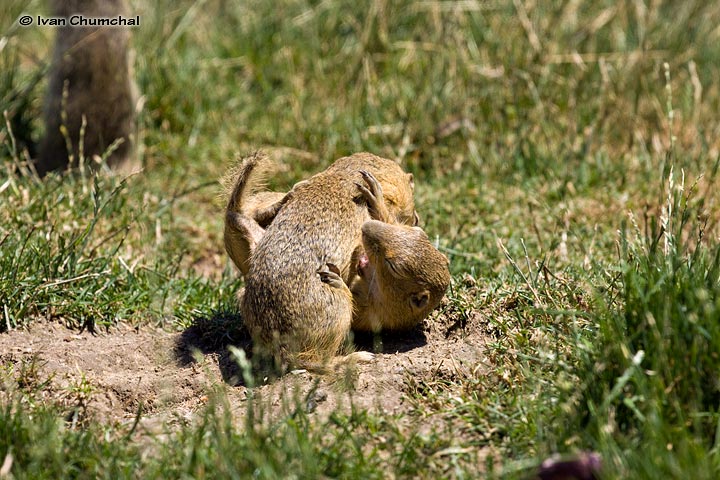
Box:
[0,301,490,434]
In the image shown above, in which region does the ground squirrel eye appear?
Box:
[384,258,400,277]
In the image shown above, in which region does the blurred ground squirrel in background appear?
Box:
[37,0,138,175]
[223,152,450,370]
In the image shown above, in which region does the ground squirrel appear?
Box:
[223,152,418,278]
[238,152,418,370]
[225,153,450,366]
[37,0,137,175]
[350,220,450,332]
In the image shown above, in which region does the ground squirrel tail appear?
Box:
[223,151,274,212]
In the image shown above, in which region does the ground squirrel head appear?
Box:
[357,220,450,331]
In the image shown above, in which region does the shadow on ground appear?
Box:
[353,327,427,354]
[175,309,432,386]
[174,309,252,386]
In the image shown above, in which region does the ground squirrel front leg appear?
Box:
[356,170,392,222]
[318,263,345,289]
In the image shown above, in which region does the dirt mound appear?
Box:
[0,303,489,430]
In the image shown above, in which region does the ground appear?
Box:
[0,298,488,437]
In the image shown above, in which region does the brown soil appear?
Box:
[0,297,490,435]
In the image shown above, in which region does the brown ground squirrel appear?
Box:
[37,0,137,175]
[350,220,450,332]
[223,152,418,278]
[224,153,450,367]
[238,152,418,370]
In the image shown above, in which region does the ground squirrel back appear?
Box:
[240,153,417,370]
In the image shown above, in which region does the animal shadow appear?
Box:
[174,309,253,386]
[352,325,427,354]
[175,310,429,385]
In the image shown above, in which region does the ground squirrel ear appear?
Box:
[410,291,430,310]
[407,173,415,191]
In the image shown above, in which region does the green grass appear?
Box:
[0,166,241,331]
[0,382,477,479]
[3,0,720,477]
